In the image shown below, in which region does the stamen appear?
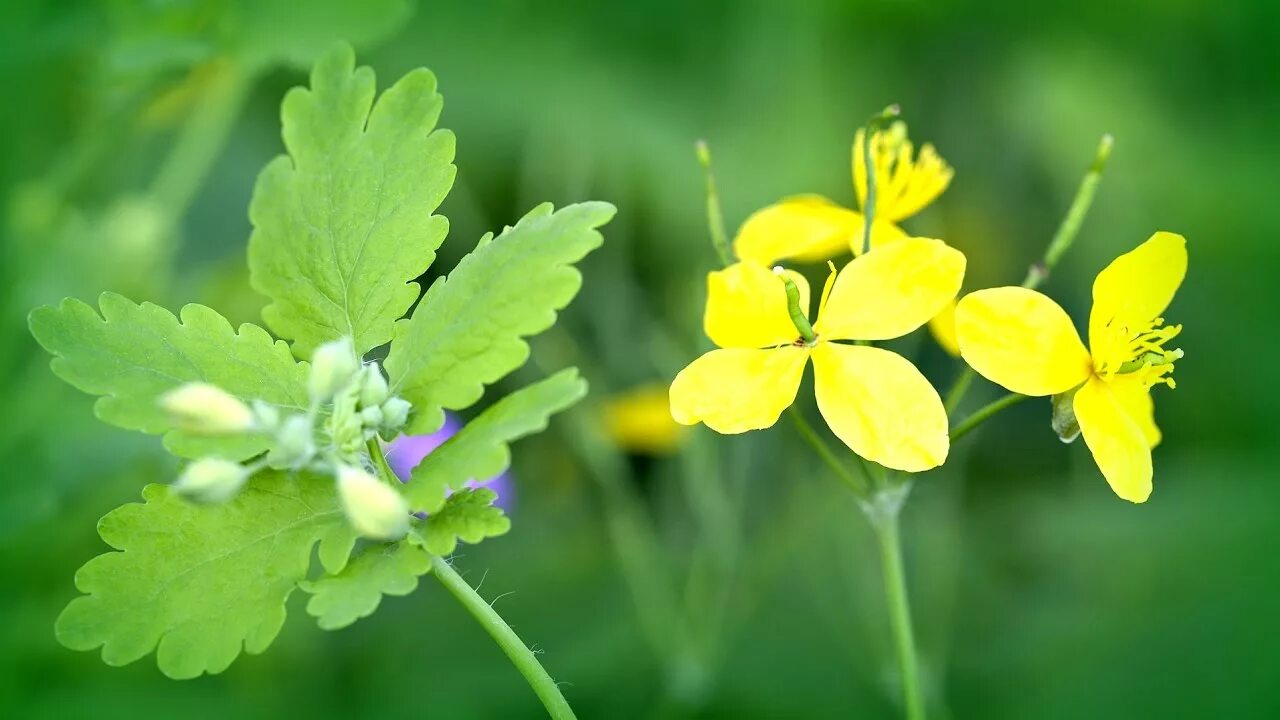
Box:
[1102,315,1183,389]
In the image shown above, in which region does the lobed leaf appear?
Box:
[55,471,357,679]
[28,292,308,460]
[405,368,587,512]
[385,202,613,434]
[421,489,511,556]
[248,43,456,358]
[301,541,431,631]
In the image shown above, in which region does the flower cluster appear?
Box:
[671,120,1187,502]
[160,337,416,537]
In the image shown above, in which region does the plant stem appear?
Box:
[430,555,578,720]
[787,407,870,497]
[947,134,1113,413]
[362,440,576,719]
[695,140,733,266]
[868,504,926,720]
[859,105,901,255]
[949,393,1026,443]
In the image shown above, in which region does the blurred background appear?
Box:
[2,0,1278,717]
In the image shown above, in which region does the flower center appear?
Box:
[1096,316,1183,388]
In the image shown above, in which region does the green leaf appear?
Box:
[55,471,356,679]
[385,202,613,433]
[422,489,511,556]
[301,541,431,630]
[28,293,308,460]
[406,368,587,512]
[248,43,456,358]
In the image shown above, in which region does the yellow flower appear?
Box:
[954,232,1187,503]
[603,384,686,454]
[733,122,954,266]
[670,238,965,472]
[928,298,961,356]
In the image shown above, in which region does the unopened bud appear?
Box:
[336,465,410,540]
[308,337,359,402]
[174,458,249,504]
[360,405,384,428]
[358,363,389,408]
[251,400,281,430]
[380,397,411,433]
[161,382,254,435]
[267,414,316,469]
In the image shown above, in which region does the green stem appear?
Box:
[787,407,869,497]
[778,272,816,343]
[949,393,1026,443]
[868,505,926,720]
[363,440,577,719]
[860,105,901,255]
[1022,134,1114,290]
[430,555,578,720]
[696,140,733,266]
[948,134,1113,413]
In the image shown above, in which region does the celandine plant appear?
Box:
[677,109,1186,718]
[29,44,612,719]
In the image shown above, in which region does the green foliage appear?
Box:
[55,472,356,679]
[28,293,307,460]
[386,203,613,434]
[302,541,432,630]
[249,43,455,357]
[29,42,609,681]
[406,369,588,512]
[421,489,511,556]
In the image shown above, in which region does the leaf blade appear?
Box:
[385,202,613,433]
[301,541,431,631]
[405,368,587,512]
[55,472,356,679]
[28,293,308,459]
[248,43,456,357]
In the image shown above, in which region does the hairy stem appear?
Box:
[430,555,578,720]
[363,440,577,719]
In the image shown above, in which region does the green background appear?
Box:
[2,0,1277,717]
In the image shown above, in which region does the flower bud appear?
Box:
[1051,388,1081,443]
[161,382,254,435]
[336,465,410,540]
[380,397,412,433]
[358,363,389,408]
[360,405,384,428]
[174,458,249,504]
[308,337,359,403]
[267,414,316,469]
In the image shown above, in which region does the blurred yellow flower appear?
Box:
[603,384,686,454]
[733,122,953,266]
[670,238,965,472]
[954,232,1187,503]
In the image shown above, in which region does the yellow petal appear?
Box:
[1108,374,1162,448]
[704,262,809,348]
[813,237,965,342]
[733,196,862,265]
[810,342,949,472]
[670,347,809,434]
[954,287,1091,396]
[928,298,960,356]
[1074,376,1154,503]
[1088,232,1188,359]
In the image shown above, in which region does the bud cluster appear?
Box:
[157,337,415,540]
